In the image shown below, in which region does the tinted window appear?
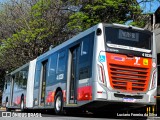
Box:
[79,67,89,79]
[19,66,29,89]
[47,53,57,84]
[56,51,66,81]
[34,62,41,88]
[4,76,11,93]
[57,51,66,74]
[14,73,19,91]
[79,32,95,79]
[105,27,152,50]
[12,66,29,91]
[80,37,89,63]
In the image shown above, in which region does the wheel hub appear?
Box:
[56,97,61,111]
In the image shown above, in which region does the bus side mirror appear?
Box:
[96,28,102,36]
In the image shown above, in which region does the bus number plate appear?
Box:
[123,98,136,102]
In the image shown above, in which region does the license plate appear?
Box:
[123,98,136,102]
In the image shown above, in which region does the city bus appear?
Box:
[2,23,157,114]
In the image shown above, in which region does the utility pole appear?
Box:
[153,13,155,30]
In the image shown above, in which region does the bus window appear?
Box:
[22,71,28,88]
[47,53,57,85]
[80,36,89,63]
[34,62,41,88]
[79,67,89,79]
[19,66,29,89]
[4,76,10,92]
[19,72,23,89]
[14,73,19,91]
[5,80,7,90]
[105,27,151,50]
[57,51,65,74]
[79,32,95,79]
[55,50,66,81]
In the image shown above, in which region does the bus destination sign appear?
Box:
[119,29,139,42]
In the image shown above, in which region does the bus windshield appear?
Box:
[105,27,152,52]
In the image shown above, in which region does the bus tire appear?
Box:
[54,91,63,114]
[20,98,24,111]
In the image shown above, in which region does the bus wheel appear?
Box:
[54,91,63,114]
[20,99,24,111]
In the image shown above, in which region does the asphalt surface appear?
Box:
[0,109,159,120]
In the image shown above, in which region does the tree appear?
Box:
[0,0,72,71]
[67,0,142,32]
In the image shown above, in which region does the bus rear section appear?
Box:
[2,75,11,111]
[91,23,157,111]
[2,59,36,111]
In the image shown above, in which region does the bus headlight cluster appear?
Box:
[150,69,157,90]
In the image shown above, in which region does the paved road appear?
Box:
[0,111,120,120]
[0,113,120,120]
[0,109,159,120]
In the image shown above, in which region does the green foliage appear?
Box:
[0,0,148,71]
[0,0,71,70]
[68,0,142,32]
[130,21,145,28]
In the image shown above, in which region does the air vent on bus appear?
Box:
[109,64,149,92]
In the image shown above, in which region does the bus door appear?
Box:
[40,60,48,106]
[68,45,80,104]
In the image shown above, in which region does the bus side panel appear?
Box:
[10,65,29,108]
[26,59,37,108]
[45,85,56,106]
[45,50,67,106]
[45,83,66,106]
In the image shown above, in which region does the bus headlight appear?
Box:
[150,70,157,90]
[98,64,105,84]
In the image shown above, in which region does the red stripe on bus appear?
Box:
[46,91,55,103]
[14,96,21,105]
[14,95,26,105]
[46,90,66,103]
[77,86,92,101]
[62,90,66,102]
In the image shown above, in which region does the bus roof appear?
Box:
[10,62,30,75]
[36,23,102,61]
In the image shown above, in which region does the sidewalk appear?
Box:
[0,107,6,111]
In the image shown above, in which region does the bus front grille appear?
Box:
[109,63,149,92]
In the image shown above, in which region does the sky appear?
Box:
[0,0,5,3]
[137,0,160,13]
[0,0,159,13]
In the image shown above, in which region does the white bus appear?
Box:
[2,23,157,114]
